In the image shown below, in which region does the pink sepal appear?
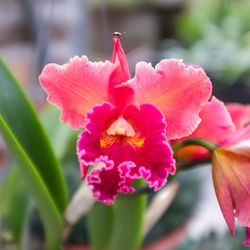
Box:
[109,37,134,109]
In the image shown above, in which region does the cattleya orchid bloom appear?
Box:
[174,100,250,245]
[213,104,250,246]
[39,34,212,204]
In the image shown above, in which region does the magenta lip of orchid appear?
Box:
[39,35,212,204]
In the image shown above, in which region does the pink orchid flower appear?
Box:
[214,103,250,246]
[39,35,212,204]
[173,99,250,245]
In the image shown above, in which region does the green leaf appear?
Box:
[40,103,77,161]
[110,179,147,250]
[88,203,114,250]
[0,116,63,249]
[0,57,67,213]
[1,167,28,245]
[0,58,67,249]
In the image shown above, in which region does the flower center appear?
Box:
[101,117,144,149]
[106,117,136,137]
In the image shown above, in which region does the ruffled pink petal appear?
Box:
[226,103,250,130]
[109,37,134,109]
[39,56,114,129]
[77,102,120,165]
[129,59,212,139]
[244,227,250,246]
[87,156,120,204]
[77,103,120,179]
[77,102,176,200]
[123,104,176,190]
[87,158,135,204]
[100,104,175,190]
[117,161,137,194]
[175,97,235,161]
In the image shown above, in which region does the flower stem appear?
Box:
[110,179,146,250]
[172,137,217,154]
[88,203,114,250]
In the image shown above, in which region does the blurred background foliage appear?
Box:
[0,0,249,249]
[164,0,250,102]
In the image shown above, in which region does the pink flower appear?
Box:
[226,103,250,131]
[173,97,235,161]
[214,103,250,246]
[39,35,212,204]
[213,140,250,246]
[223,103,250,145]
[174,99,250,245]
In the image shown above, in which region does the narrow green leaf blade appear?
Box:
[0,58,67,213]
[88,203,114,250]
[1,167,28,245]
[0,116,63,249]
[40,104,77,161]
[110,179,147,250]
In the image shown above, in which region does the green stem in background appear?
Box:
[172,137,217,154]
[88,203,114,250]
[110,179,146,250]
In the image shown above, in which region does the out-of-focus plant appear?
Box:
[0,58,68,249]
[0,167,28,248]
[178,0,250,45]
[163,0,250,88]
[0,61,79,249]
